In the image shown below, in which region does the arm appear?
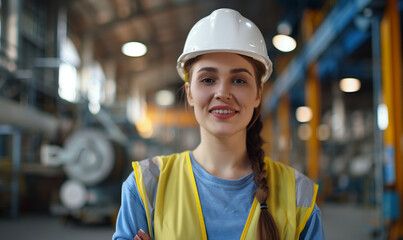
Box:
[112,172,150,240]
[299,204,325,240]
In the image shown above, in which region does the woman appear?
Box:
[113,8,325,240]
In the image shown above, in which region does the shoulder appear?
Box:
[293,169,318,208]
[135,157,161,174]
[142,151,190,170]
[122,172,141,199]
[157,151,189,163]
[264,157,296,180]
[264,157,318,207]
[264,157,295,172]
[123,172,136,189]
[132,151,190,182]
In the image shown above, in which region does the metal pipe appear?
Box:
[371,12,384,240]
[0,96,59,137]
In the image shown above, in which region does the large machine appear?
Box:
[41,129,126,223]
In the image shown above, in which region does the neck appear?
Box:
[192,128,251,180]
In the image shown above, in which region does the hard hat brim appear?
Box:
[177,49,273,83]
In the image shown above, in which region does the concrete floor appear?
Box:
[0,202,381,240]
[0,214,115,240]
[321,202,380,240]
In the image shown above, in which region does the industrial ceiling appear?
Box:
[66,0,291,101]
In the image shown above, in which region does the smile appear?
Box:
[210,109,237,114]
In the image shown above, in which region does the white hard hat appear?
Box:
[177,8,273,83]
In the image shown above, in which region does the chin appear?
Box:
[207,125,247,138]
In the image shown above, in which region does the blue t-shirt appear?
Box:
[112,154,325,240]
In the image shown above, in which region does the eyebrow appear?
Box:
[197,67,218,73]
[197,67,253,76]
[230,68,253,76]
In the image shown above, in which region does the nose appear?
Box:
[215,81,232,100]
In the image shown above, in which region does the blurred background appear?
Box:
[0,0,402,239]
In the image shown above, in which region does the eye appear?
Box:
[233,78,246,84]
[200,77,215,84]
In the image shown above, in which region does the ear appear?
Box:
[185,82,194,106]
[254,83,263,108]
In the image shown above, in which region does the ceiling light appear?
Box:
[296,106,312,122]
[155,90,175,107]
[122,42,147,57]
[272,34,297,52]
[340,78,361,92]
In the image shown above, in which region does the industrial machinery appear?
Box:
[41,129,126,223]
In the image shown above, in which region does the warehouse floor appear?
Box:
[0,202,380,240]
[0,213,114,240]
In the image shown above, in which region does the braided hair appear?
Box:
[245,57,280,240]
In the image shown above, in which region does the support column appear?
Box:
[277,94,291,165]
[302,9,322,181]
[306,63,321,181]
[380,0,403,237]
[371,11,385,240]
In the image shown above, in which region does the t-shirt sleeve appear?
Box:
[299,204,326,240]
[112,172,150,240]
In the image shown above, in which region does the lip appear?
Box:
[209,105,238,119]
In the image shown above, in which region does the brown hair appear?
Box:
[185,54,279,240]
[244,56,280,240]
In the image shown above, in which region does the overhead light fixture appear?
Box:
[272,34,297,52]
[296,106,312,122]
[339,78,361,92]
[122,42,147,57]
[155,90,175,107]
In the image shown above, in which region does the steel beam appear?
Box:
[371,10,385,240]
[380,0,403,237]
[262,0,373,117]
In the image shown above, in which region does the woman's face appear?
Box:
[185,52,262,138]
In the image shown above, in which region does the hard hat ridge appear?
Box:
[177,8,273,83]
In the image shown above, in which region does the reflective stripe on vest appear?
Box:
[132,151,318,239]
[132,157,161,238]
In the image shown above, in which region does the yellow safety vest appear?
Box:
[132,151,318,240]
